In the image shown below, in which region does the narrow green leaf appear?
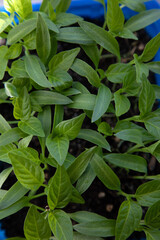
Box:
[81,44,100,69]
[8,150,44,190]
[114,91,130,117]
[55,13,83,27]
[79,21,120,59]
[30,90,72,105]
[4,82,18,98]
[0,167,13,188]
[36,14,51,64]
[104,153,147,173]
[68,94,96,111]
[13,0,32,19]
[54,113,85,140]
[73,232,103,240]
[71,58,100,88]
[92,84,112,122]
[139,33,160,62]
[115,200,142,240]
[24,205,51,240]
[145,117,160,139]
[120,0,146,12]
[48,210,73,240]
[48,70,73,91]
[98,122,112,136]
[13,87,31,121]
[124,9,160,32]
[145,200,160,229]
[7,19,36,45]
[147,62,160,75]
[115,129,143,145]
[56,0,72,13]
[9,59,29,78]
[74,220,115,237]
[0,13,14,34]
[3,0,15,13]
[56,27,94,45]
[38,106,51,137]
[67,147,96,184]
[78,129,111,151]
[18,117,45,137]
[107,0,124,32]
[135,180,160,206]
[46,135,69,165]
[48,166,72,209]
[70,211,107,223]
[0,114,11,134]
[0,127,26,147]
[91,154,121,190]
[5,43,22,60]
[49,48,80,72]
[145,229,160,240]
[0,45,8,80]
[0,181,28,210]
[24,54,52,88]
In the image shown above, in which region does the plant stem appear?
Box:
[30,192,46,200]
[34,205,46,212]
[100,54,115,60]
[8,120,19,124]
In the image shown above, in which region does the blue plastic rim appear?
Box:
[0,1,160,240]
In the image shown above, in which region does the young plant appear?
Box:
[0,0,160,239]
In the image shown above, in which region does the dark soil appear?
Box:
[0,20,159,239]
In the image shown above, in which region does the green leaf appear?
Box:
[144,117,160,139]
[24,205,51,240]
[0,127,26,147]
[124,9,160,32]
[46,135,69,166]
[91,154,121,191]
[4,82,18,98]
[0,197,29,220]
[79,21,120,59]
[0,114,11,134]
[145,200,160,229]
[115,129,143,145]
[70,186,85,204]
[145,229,160,240]
[78,129,111,151]
[55,13,83,27]
[9,148,40,165]
[5,43,22,60]
[106,63,134,83]
[48,210,73,240]
[139,77,155,116]
[18,117,45,137]
[56,27,94,45]
[13,87,31,121]
[81,44,100,69]
[49,48,80,72]
[48,70,73,91]
[67,147,96,184]
[56,0,72,13]
[54,113,85,140]
[120,0,146,12]
[8,150,44,190]
[107,0,124,32]
[0,144,16,164]
[0,45,8,80]
[18,135,33,149]
[0,12,14,34]
[38,106,51,137]
[73,232,103,240]
[0,181,28,210]
[135,180,160,206]
[114,91,130,117]
[116,27,138,40]
[98,122,112,136]
[24,54,52,88]
[7,19,37,45]
[92,84,112,122]
[76,164,96,194]
[36,14,51,64]
[104,153,147,173]
[0,167,12,188]
[68,94,96,111]
[134,54,149,82]
[3,0,15,13]
[9,59,29,78]
[71,58,100,88]
[13,0,32,19]
[48,166,72,209]
[139,33,160,62]
[115,200,142,240]
[70,211,107,223]
[73,220,115,237]
[30,90,72,105]
[147,62,160,75]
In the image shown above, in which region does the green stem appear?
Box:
[34,205,46,212]
[100,54,115,60]
[30,192,46,200]
[119,191,136,199]
[8,120,19,124]
[1,100,12,104]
